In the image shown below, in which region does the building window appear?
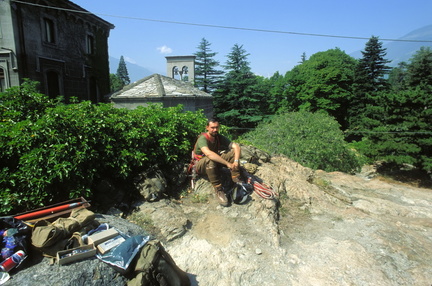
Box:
[172,66,181,80]
[43,18,56,43]
[181,66,189,82]
[86,35,94,54]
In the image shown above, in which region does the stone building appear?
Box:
[166,55,195,83]
[110,73,213,118]
[0,0,114,102]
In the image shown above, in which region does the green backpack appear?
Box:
[127,240,190,286]
[31,208,96,257]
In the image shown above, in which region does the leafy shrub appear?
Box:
[240,111,362,173]
[0,81,207,214]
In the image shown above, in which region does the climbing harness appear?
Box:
[187,132,220,190]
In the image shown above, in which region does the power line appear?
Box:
[227,127,432,134]
[10,0,432,43]
[344,131,432,134]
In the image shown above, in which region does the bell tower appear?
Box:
[166,55,195,82]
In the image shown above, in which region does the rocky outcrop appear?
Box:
[134,156,432,285]
[5,155,432,285]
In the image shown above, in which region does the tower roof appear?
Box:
[111,73,211,98]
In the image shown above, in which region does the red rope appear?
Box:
[246,172,277,200]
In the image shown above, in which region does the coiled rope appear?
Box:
[242,168,277,200]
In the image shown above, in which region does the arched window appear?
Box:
[181,66,189,82]
[172,66,181,80]
[43,18,56,44]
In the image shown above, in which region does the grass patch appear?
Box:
[127,211,160,238]
[190,193,209,204]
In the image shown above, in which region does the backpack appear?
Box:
[31,208,96,257]
[229,182,254,204]
[127,240,190,286]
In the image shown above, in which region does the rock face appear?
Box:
[134,156,432,285]
[4,155,432,285]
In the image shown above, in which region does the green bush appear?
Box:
[240,111,362,173]
[0,81,207,214]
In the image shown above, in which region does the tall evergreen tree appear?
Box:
[400,47,432,171]
[348,36,391,136]
[194,38,224,93]
[116,56,130,86]
[214,44,263,128]
[355,47,432,173]
[356,36,391,91]
[405,46,432,91]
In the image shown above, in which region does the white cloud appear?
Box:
[124,56,137,64]
[157,45,173,54]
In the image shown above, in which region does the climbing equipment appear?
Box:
[187,132,220,189]
[241,168,277,200]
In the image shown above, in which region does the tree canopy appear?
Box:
[194,38,224,93]
[282,48,357,129]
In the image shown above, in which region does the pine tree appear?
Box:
[223,44,251,73]
[348,36,391,136]
[116,56,130,86]
[401,47,432,171]
[355,36,391,91]
[214,44,263,129]
[405,46,432,90]
[354,47,432,173]
[194,38,224,93]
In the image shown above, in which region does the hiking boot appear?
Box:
[214,186,229,207]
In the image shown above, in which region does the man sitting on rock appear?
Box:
[193,118,241,206]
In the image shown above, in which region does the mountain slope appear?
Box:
[350,24,432,66]
[385,24,432,66]
[109,56,155,83]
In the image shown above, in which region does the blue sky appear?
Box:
[73,0,432,77]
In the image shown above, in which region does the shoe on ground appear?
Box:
[214,186,229,207]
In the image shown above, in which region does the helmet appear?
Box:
[230,182,253,204]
